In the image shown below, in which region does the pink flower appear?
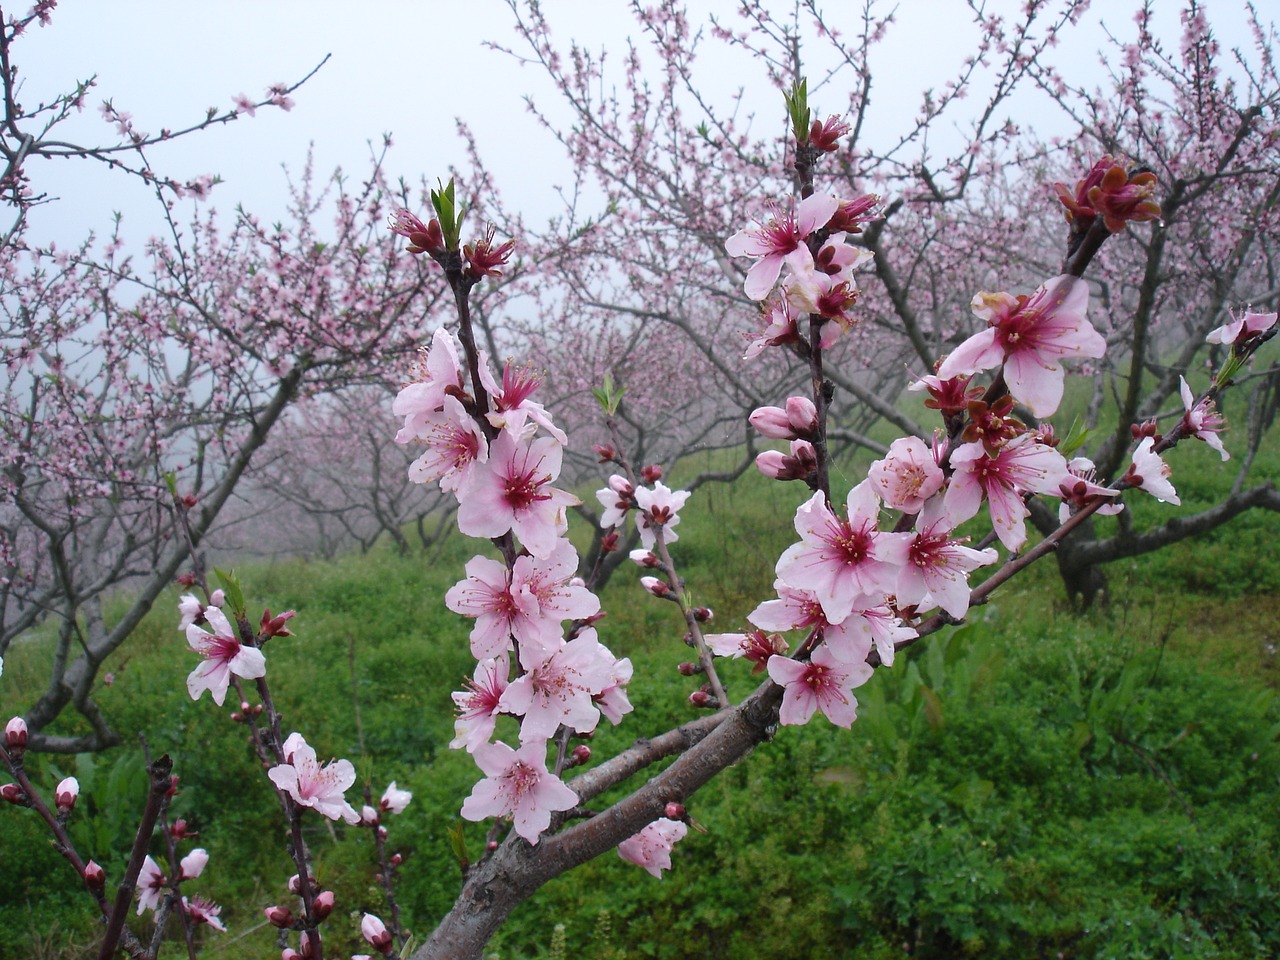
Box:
[232,93,256,116]
[766,643,872,728]
[879,504,998,619]
[634,482,691,549]
[1058,457,1124,524]
[499,629,614,740]
[136,855,166,914]
[1179,377,1229,460]
[867,436,945,513]
[177,593,205,629]
[456,432,578,558]
[937,275,1104,417]
[182,896,226,931]
[479,358,567,443]
[748,580,872,664]
[450,655,510,753]
[380,781,412,815]
[944,435,1069,552]
[743,297,803,359]
[1206,309,1277,347]
[404,395,489,493]
[460,740,579,844]
[725,194,840,299]
[617,817,688,878]
[595,474,634,527]
[1126,438,1180,505]
[592,643,634,725]
[185,606,266,706]
[267,732,361,824]
[756,439,818,481]
[392,328,466,442]
[775,481,906,624]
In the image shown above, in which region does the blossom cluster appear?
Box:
[393,324,636,846]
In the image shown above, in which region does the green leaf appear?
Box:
[448,821,470,871]
[213,567,246,618]
[1059,415,1091,456]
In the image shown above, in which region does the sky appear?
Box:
[11,0,1269,249]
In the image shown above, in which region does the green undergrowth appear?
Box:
[1,440,1278,959]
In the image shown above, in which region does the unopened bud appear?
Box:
[376,825,388,840]
[663,802,687,821]
[592,443,616,463]
[362,914,393,953]
[175,572,197,587]
[312,890,335,920]
[1131,419,1160,440]
[171,818,196,839]
[361,804,379,826]
[166,775,180,797]
[785,396,819,434]
[281,950,302,960]
[606,473,634,497]
[600,530,619,553]
[639,576,671,598]
[629,549,659,568]
[571,744,592,765]
[486,840,499,851]
[677,661,702,676]
[83,860,106,887]
[390,852,403,866]
[4,717,28,750]
[265,904,294,927]
[692,606,713,623]
[641,464,663,483]
[688,690,712,707]
[229,712,244,723]
[208,589,225,607]
[55,777,79,812]
[748,404,796,439]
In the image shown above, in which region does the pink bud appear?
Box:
[677,662,701,676]
[1,783,24,804]
[83,860,106,887]
[265,904,293,927]
[389,853,403,866]
[606,473,634,497]
[171,818,196,840]
[600,530,620,553]
[785,396,818,434]
[179,848,208,880]
[376,825,388,840]
[362,804,379,825]
[749,405,795,439]
[641,464,663,483]
[55,777,79,812]
[361,913,393,953]
[664,802,687,821]
[688,690,712,707]
[639,576,670,598]
[692,607,713,623]
[209,589,225,607]
[4,717,27,750]
[486,840,499,851]
[571,744,592,765]
[281,951,302,960]
[312,890,335,920]
[629,549,659,568]
[592,443,616,463]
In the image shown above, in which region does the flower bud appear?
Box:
[600,530,619,553]
[260,608,296,638]
[571,744,592,766]
[281,950,302,960]
[390,853,403,866]
[55,777,79,812]
[785,396,818,434]
[1131,419,1160,441]
[641,464,663,483]
[209,589,225,607]
[606,473,634,497]
[748,405,795,439]
[1,783,25,804]
[166,775,180,797]
[362,804,379,826]
[229,712,244,723]
[486,840,499,851]
[663,802,687,821]
[639,576,670,598]
[677,661,702,676]
[179,848,208,881]
[629,549,659,568]
[265,904,294,927]
[83,860,106,887]
[361,913,394,953]
[592,443,616,463]
[376,825,388,840]
[312,890,335,920]
[692,606,713,623]
[4,717,27,750]
[688,690,713,707]
[175,572,197,587]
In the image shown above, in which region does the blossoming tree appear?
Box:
[1,2,1278,959]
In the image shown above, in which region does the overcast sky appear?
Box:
[12,1,1268,248]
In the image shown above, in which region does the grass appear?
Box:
[1,422,1278,958]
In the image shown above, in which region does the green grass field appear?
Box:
[2,430,1278,959]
